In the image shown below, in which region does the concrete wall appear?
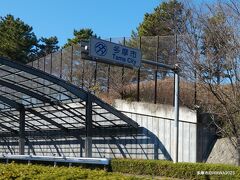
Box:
[207,138,238,166]
[113,100,197,162]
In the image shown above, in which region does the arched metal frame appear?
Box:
[0,57,138,156]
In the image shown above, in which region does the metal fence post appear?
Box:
[60,49,63,78]
[94,62,97,87]
[82,60,85,88]
[43,56,46,72]
[137,36,141,102]
[107,65,110,95]
[94,62,98,94]
[121,37,126,99]
[107,38,112,96]
[50,53,53,74]
[70,45,73,82]
[121,67,125,99]
[154,36,159,104]
[19,108,25,155]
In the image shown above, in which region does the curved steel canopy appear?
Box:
[0,57,138,138]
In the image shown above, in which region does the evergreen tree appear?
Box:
[38,36,59,57]
[0,14,38,63]
[63,28,96,48]
[137,0,185,36]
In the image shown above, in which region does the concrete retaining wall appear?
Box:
[113,100,197,162]
[207,138,238,166]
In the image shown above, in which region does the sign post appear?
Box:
[174,70,179,163]
[140,60,180,163]
[89,37,141,68]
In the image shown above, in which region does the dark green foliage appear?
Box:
[63,28,97,48]
[111,159,240,179]
[0,14,38,63]
[137,0,185,36]
[38,36,59,57]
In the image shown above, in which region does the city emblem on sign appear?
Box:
[95,42,107,56]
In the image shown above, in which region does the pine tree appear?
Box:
[0,14,38,63]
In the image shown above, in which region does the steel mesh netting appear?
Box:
[72,44,82,86]
[27,36,195,106]
[61,46,72,81]
[139,36,158,102]
[108,37,138,100]
[157,35,177,65]
[38,57,45,71]
[95,62,109,94]
[43,54,52,74]
[51,51,62,78]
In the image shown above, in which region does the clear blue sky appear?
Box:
[0,0,211,46]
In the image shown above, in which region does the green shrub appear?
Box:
[0,162,145,180]
[111,159,240,179]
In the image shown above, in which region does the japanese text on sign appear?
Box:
[90,37,141,68]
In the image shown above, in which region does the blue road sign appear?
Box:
[90,37,141,68]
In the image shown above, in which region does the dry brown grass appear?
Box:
[97,77,211,109]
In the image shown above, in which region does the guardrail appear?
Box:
[0,154,110,167]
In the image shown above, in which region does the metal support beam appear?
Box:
[0,79,53,104]
[0,95,24,110]
[173,72,180,163]
[26,108,69,132]
[19,108,25,155]
[85,93,92,158]
[142,59,175,71]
